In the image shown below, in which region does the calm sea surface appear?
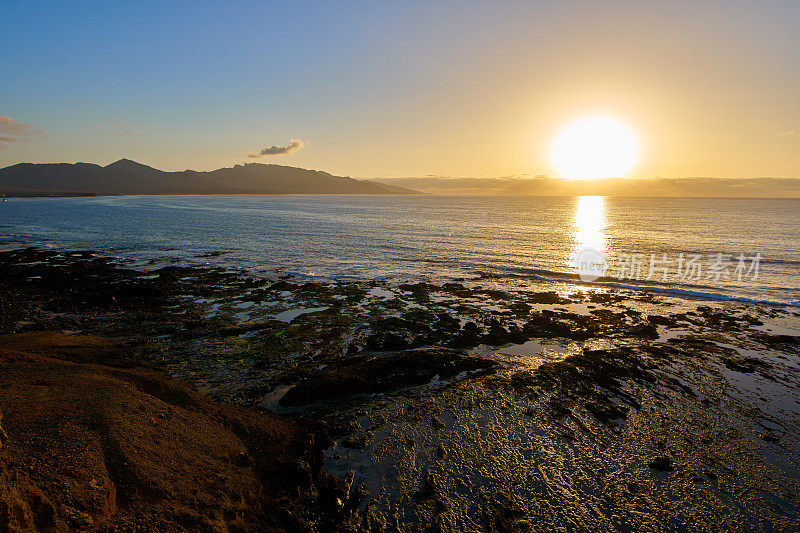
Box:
[2,195,799,305]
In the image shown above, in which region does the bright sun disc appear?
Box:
[550,116,638,179]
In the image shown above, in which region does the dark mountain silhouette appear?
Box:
[0,159,419,196]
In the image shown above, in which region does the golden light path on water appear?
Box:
[571,196,608,273]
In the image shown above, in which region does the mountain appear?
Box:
[372,175,800,198]
[0,159,420,196]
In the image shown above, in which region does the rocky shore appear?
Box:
[1,246,799,531]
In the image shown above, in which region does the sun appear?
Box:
[550,116,638,180]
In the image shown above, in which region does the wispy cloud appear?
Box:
[777,130,796,137]
[0,115,46,148]
[248,138,306,158]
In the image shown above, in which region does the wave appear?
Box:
[3,235,799,308]
[518,269,800,308]
[595,281,799,307]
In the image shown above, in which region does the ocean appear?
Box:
[1,195,798,305]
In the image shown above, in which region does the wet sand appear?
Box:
[1,247,799,531]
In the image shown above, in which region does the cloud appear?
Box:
[0,115,45,148]
[777,130,796,137]
[249,138,306,158]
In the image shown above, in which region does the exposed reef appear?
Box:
[1,247,799,531]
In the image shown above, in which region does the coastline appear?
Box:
[1,246,799,530]
[4,234,798,310]
[3,194,799,307]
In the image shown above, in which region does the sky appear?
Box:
[1,0,799,180]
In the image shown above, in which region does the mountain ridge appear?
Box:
[0,159,420,196]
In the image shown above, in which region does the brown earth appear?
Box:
[0,332,347,532]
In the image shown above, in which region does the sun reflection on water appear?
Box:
[571,196,607,269]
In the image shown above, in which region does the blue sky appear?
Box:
[2,0,799,178]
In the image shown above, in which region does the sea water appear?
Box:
[1,195,798,305]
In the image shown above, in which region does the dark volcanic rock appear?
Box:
[522,312,587,340]
[754,333,800,350]
[482,319,519,346]
[280,349,496,407]
[628,322,659,339]
[449,321,483,348]
[585,400,629,424]
[722,355,771,374]
[365,316,434,350]
[648,456,674,472]
[398,282,434,303]
[527,291,569,305]
[366,331,413,351]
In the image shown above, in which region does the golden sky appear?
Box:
[2,1,799,181]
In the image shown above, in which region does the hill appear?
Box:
[0,159,419,196]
